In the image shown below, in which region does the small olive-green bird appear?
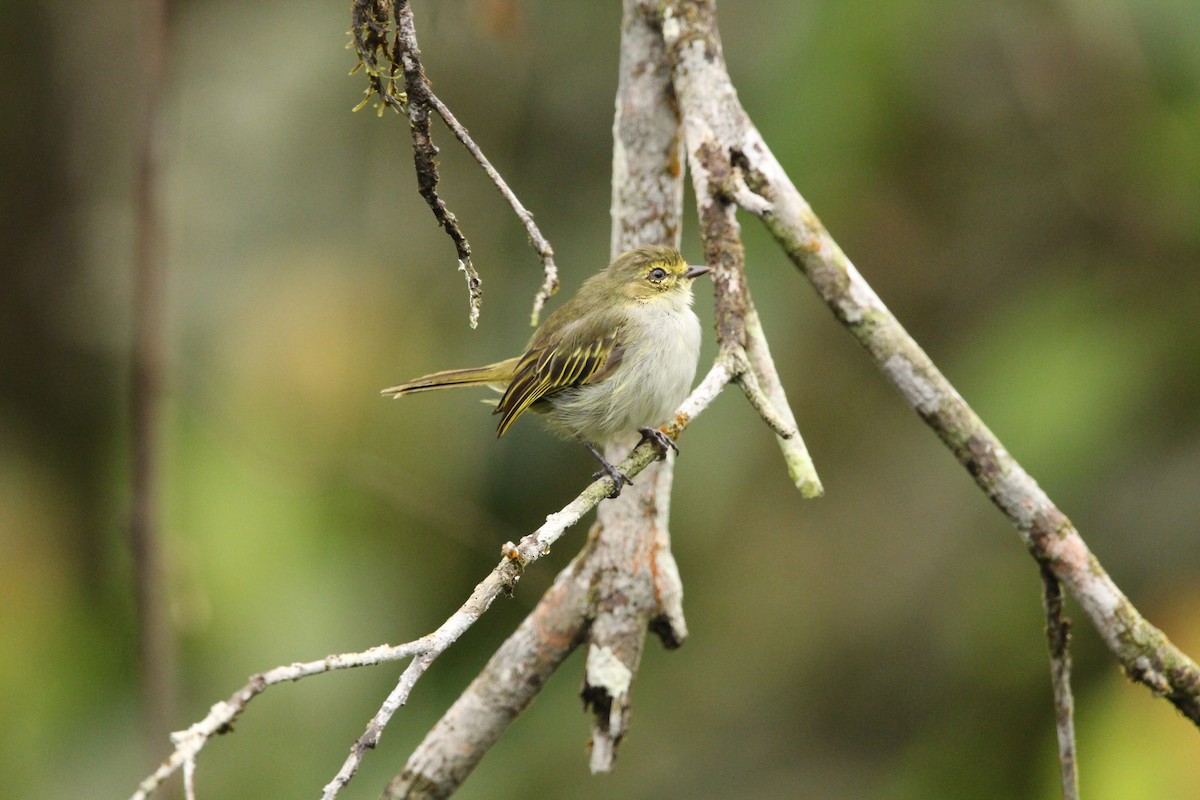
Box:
[382,245,711,495]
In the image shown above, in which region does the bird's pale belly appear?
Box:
[541,305,701,444]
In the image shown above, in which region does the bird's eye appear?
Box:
[648,267,667,282]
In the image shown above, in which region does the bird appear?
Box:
[382,245,711,496]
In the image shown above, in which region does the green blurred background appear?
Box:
[3,0,1200,797]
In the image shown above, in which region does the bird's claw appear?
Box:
[592,463,633,499]
[638,427,678,459]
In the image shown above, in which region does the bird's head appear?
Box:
[604,245,712,303]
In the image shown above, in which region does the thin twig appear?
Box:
[181,756,196,800]
[744,302,823,497]
[730,348,796,440]
[424,91,559,325]
[131,0,178,768]
[352,0,559,328]
[130,642,427,800]
[1041,563,1080,800]
[392,0,482,327]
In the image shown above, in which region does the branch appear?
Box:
[384,551,592,799]
[128,357,733,800]
[583,441,679,772]
[580,0,692,769]
[576,0,700,777]
[350,0,481,326]
[391,0,481,327]
[666,9,822,497]
[744,302,823,496]
[729,348,795,440]
[351,0,559,327]
[131,641,425,800]
[661,0,1200,725]
[422,91,559,326]
[1041,564,1079,800]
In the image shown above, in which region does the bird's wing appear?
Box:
[493,333,623,436]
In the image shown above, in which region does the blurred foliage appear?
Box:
[2,0,1199,797]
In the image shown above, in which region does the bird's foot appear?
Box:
[592,462,634,499]
[637,427,679,460]
[586,442,633,498]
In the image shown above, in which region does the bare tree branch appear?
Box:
[131,641,425,800]
[350,0,481,326]
[730,349,796,440]
[422,92,559,326]
[609,0,685,255]
[582,441,676,772]
[660,0,1200,725]
[744,303,823,496]
[351,0,559,327]
[390,0,481,327]
[383,551,592,799]
[1041,564,1080,800]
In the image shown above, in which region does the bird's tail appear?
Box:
[381,357,520,397]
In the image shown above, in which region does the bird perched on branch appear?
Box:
[382,245,711,496]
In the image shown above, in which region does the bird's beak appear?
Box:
[684,264,713,279]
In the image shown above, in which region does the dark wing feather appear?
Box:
[494,335,620,436]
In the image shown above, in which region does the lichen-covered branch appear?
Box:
[744,303,823,496]
[580,0,692,771]
[660,0,1200,727]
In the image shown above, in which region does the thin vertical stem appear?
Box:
[132,0,177,765]
[1041,564,1079,800]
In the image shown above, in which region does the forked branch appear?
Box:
[350,0,559,327]
[660,0,1200,725]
